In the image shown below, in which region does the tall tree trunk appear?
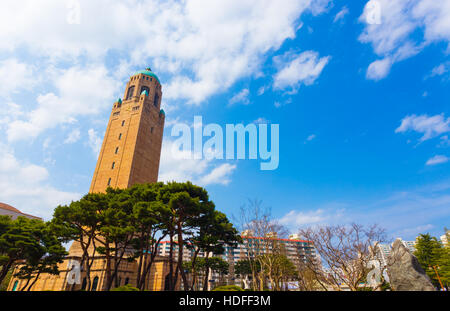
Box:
[86,239,96,291]
[136,232,145,288]
[190,249,200,290]
[137,252,146,290]
[27,272,40,291]
[20,277,31,291]
[176,223,188,290]
[168,232,174,290]
[104,244,112,291]
[202,253,211,291]
[0,262,13,285]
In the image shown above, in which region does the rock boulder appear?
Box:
[386,238,435,291]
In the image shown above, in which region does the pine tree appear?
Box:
[414,233,444,288]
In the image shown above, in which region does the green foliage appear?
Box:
[156,181,240,290]
[435,244,450,288]
[0,268,12,291]
[414,234,442,268]
[212,285,244,291]
[268,254,297,278]
[380,281,391,291]
[111,284,140,291]
[414,233,448,288]
[50,181,240,291]
[235,259,260,276]
[0,216,67,290]
[0,182,240,291]
[184,256,228,274]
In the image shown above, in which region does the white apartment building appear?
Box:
[440,231,449,247]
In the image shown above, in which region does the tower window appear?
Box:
[154,93,159,107]
[112,162,115,169]
[126,86,135,100]
[121,120,125,126]
[115,147,119,154]
[92,276,99,291]
[140,86,150,95]
[107,178,111,186]
[118,133,122,140]
[151,127,154,134]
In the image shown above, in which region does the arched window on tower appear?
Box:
[154,93,159,107]
[140,86,149,96]
[126,86,135,100]
[12,280,19,291]
[92,276,99,291]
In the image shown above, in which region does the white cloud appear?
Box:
[0,0,332,106]
[0,58,35,97]
[395,114,450,142]
[253,117,269,124]
[273,50,330,92]
[158,139,237,186]
[7,65,118,142]
[64,128,81,144]
[88,128,102,156]
[279,207,347,229]
[305,134,316,143]
[333,6,349,23]
[359,0,450,80]
[198,163,237,186]
[414,1,450,44]
[257,85,267,96]
[0,102,24,126]
[0,144,80,220]
[366,57,392,80]
[431,63,448,76]
[279,181,450,239]
[426,155,449,166]
[426,61,450,79]
[439,135,450,147]
[279,209,327,226]
[395,224,434,238]
[228,88,250,106]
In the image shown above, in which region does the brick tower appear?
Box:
[89,68,165,193]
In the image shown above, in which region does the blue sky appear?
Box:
[0,0,449,241]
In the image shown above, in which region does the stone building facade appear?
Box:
[7,255,173,291]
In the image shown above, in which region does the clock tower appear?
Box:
[89,68,165,193]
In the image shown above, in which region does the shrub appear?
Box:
[111,284,140,291]
[212,285,244,291]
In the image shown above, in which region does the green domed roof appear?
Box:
[133,67,160,83]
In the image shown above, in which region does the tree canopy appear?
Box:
[0,216,66,290]
[51,182,240,291]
